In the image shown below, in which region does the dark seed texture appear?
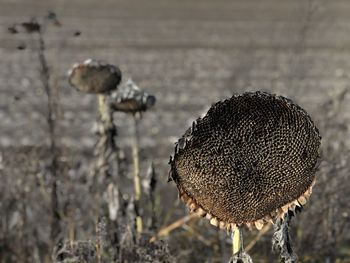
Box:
[170,91,321,226]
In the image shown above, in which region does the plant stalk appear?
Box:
[232,227,243,255]
[94,94,116,181]
[37,25,61,245]
[132,114,143,234]
[229,227,253,263]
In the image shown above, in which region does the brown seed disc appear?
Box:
[68,59,121,94]
[170,91,321,227]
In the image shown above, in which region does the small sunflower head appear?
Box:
[68,59,122,94]
[110,78,156,113]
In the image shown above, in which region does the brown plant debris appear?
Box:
[68,59,122,94]
[53,240,97,263]
[272,212,298,263]
[169,91,321,230]
[21,20,41,33]
[229,251,254,263]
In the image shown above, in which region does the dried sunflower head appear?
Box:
[169,91,321,231]
[68,59,121,94]
[110,78,156,113]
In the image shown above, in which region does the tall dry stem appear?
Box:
[37,21,61,246]
[132,114,143,234]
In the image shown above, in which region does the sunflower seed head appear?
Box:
[170,91,321,228]
[68,59,121,94]
[109,78,156,113]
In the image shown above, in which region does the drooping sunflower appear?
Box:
[169,91,321,231]
[68,58,121,94]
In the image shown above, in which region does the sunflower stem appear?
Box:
[229,228,253,263]
[132,114,143,234]
[232,227,242,255]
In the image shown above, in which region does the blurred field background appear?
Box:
[1,0,350,262]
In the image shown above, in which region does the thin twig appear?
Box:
[150,213,198,242]
[182,224,212,247]
[246,222,272,252]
